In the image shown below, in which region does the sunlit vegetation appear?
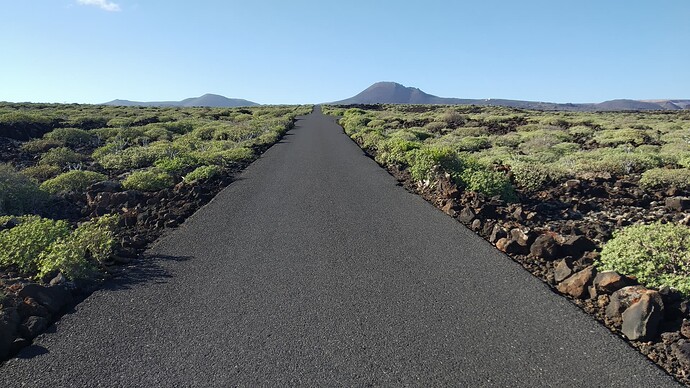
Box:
[0,102,311,280]
[324,104,690,293]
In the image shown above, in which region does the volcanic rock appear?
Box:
[556,266,595,299]
[607,286,664,340]
[560,235,597,258]
[530,234,559,260]
[665,197,690,211]
[673,340,690,370]
[18,284,72,314]
[19,316,49,340]
[554,259,574,283]
[0,309,20,359]
[593,271,629,294]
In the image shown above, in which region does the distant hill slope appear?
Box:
[331,82,690,111]
[104,94,259,107]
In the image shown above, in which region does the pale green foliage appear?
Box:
[183,165,221,183]
[461,169,516,201]
[21,138,63,153]
[510,162,568,193]
[45,128,96,147]
[37,214,118,279]
[598,222,690,295]
[154,154,200,174]
[194,147,254,166]
[0,164,48,216]
[40,170,107,194]
[0,216,71,274]
[639,168,690,191]
[407,146,465,182]
[594,128,653,146]
[94,145,162,170]
[22,164,61,181]
[122,169,173,191]
[375,138,420,166]
[39,147,85,167]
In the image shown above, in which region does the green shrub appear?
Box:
[67,116,109,130]
[21,138,63,153]
[492,132,521,148]
[375,138,420,165]
[40,170,107,194]
[568,125,595,138]
[37,214,118,279]
[0,164,48,216]
[183,165,221,183]
[22,164,61,181]
[0,215,71,274]
[45,128,96,147]
[561,148,663,175]
[195,147,254,166]
[598,222,690,295]
[510,162,568,193]
[639,168,690,191]
[407,146,467,182]
[594,128,653,146]
[95,145,162,170]
[154,154,200,174]
[122,169,174,191]
[39,147,85,167]
[461,169,516,201]
[456,136,491,152]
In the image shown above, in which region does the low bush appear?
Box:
[0,214,118,279]
[122,169,173,191]
[154,154,200,174]
[374,138,420,166]
[195,147,253,167]
[20,138,63,153]
[40,170,107,194]
[45,128,96,147]
[456,136,491,152]
[639,168,690,191]
[22,164,61,181]
[0,164,48,216]
[510,162,567,193]
[407,146,466,182]
[39,147,85,167]
[95,145,162,170]
[461,168,516,201]
[594,128,653,146]
[598,222,690,295]
[0,216,71,274]
[183,165,221,183]
[37,214,118,279]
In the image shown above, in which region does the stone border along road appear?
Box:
[0,107,678,386]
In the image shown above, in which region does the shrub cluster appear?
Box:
[598,222,690,295]
[122,169,174,191]
[0,214,117,279]
[40,170,107,194]
[0,164,48,216]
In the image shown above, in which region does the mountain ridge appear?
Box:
[103,93,259,108]
[330,82,690,111]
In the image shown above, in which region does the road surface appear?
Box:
[1,107,677,386]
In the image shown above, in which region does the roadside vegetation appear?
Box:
[324,104,690,295]
[0,103,310,282]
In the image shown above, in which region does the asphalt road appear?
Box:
[1,107,678,387]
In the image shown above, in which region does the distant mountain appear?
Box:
[331,82,690,111]
[331,82,473,105]
[103,93,259,108]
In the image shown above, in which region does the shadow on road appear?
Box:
[102,254,193,292]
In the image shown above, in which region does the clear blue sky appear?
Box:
[2,0,689,104]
